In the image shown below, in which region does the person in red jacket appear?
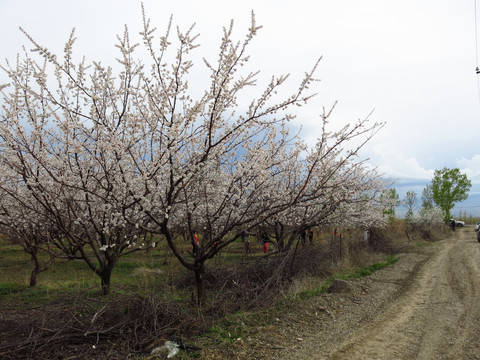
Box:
[190,231,199,255]
[261,233,269,253]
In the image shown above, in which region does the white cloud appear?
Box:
[457,155,480,184]
[363,145,435,180]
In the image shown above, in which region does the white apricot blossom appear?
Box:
[0,7,387,301]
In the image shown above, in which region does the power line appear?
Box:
[476,0,479,67]
[475,0,480,103]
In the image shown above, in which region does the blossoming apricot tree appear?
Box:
[0,8,389,301]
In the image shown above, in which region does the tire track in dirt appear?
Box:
[441,229,480,359]
[326,228,480,360]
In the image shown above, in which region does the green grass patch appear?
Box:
[0,237,254,306]
[0,282,26,296]
[296,281,332,300]
[295,255,399,301]
[341,254,399,280]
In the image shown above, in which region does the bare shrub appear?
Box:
[0,294,204,360]
[209,242,333,314]
[405,222,447,242]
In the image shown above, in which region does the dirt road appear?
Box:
[275,227,480,359]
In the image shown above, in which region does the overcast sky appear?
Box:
[1,0,479,208]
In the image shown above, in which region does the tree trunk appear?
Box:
[194,262,206,306]
[275,222,285,251]
[28,248,55,288]
[100,267,113,295]
[29,265,39,287]
[29,251,40,288]
[288,239,301,276]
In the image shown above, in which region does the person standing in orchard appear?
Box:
[261,233,270,254]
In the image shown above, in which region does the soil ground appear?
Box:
[205,226,480,359]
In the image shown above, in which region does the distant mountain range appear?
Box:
[451,192,480,218]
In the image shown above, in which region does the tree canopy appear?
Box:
[430,167,471,221]
[404,190,417,222]
[0,8,392,302]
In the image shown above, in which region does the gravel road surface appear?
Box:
[274,227,480,360]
